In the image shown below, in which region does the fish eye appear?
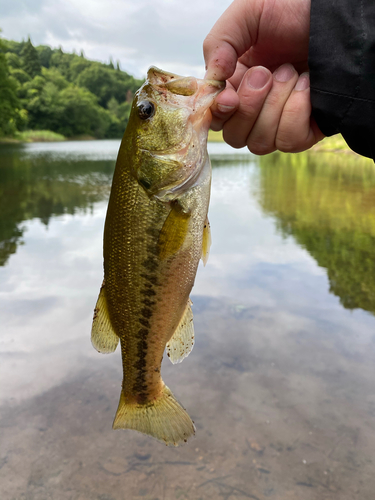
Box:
[138,100,155,120]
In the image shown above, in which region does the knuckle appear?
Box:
[202,35,213,57]
[276,112,306,152]
[247,128,276,155]
[263,93,281,109]
[223,129,245,149]
[247,139,274,155]
[276,137,302,153]
[203,33,215,49]
[210,121,224,132]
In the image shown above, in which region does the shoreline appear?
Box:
[0,131,98,144]
[0,131,363,158]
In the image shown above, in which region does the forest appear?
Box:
[0,34,143,139]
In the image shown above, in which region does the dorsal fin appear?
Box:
[91,281,119,353]
[166,299,194,364]
[201,216,211,266]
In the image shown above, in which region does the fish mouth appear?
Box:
[144,67,224,201]
[190,78,224,134]
[147,66,225,106]
[147,66,225,151]
[147,66,226,155]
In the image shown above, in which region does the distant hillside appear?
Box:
[0,35,144,139]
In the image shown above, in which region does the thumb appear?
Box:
[203,0,261,80]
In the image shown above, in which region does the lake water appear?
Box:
[1,140,375,500]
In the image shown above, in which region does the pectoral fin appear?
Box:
[166,299,194,364]
[201,216,211,266]
[91,281,119,353]
[158,201,191,260]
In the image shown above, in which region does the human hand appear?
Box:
[203,0,324,154]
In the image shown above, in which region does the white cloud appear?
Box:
[0,0,232,78]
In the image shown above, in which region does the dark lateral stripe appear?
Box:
[132,224,161,402]
[139,317,151,328]
[133,328,149,401]
[141,307,152,318]
[147,244,159,256]
[140,273,159,286]
[142,298,155,307]
[142,257,158,272]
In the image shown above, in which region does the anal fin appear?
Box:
[91,280,119,353]
[166,299,194,364]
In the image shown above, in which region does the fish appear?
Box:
[91,66,224,446]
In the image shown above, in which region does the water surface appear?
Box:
[1,140,375,500]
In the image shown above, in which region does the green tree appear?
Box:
[10,67,31,84]
[36,45,53,68]
[42,67,68,90]
[55,85,112,137]
[77,64,116,107]
[26,79,63,131]
[69,57,90,81]
[20,37,41,78]
[49,48,73,79]
[4,39,24,56]
[0,36,20,135]
[5,52,21,69]
[0,35,142,138]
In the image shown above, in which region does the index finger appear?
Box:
[203,0,261,81]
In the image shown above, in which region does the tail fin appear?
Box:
[112,385,195,446]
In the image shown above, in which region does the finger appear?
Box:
[203,0,261,81]
[222,66,273,149]
[276,73,325,152]
[247,64,299,155]
[210,85,240,131]
[227,61,250,91]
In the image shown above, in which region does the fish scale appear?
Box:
[91,66,224,445]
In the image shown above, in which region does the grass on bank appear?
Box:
[0,130,66,143]
[15,130,65,142]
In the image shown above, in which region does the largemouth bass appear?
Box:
[91,66,224,446]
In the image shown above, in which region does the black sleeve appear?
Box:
[309,0,375,160]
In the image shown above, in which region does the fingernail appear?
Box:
[247,67,270,89]
[295,73,310,91]
[274,63,295,83]
[217,103,235,113]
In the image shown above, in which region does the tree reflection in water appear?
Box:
[0,144,113,266]
[256,150,375,315]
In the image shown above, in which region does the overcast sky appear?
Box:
[0,0,232,79]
